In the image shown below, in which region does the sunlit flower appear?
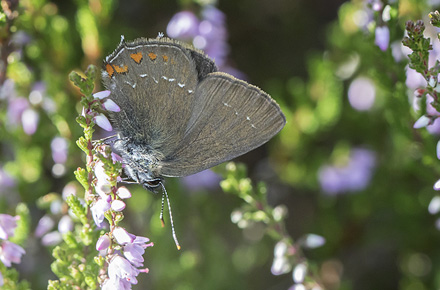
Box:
[113,227,135,245]
[91,196,111,227]
[123,236,153,267]
[108,255,140,285]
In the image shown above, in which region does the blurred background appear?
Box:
[2,0,440,289]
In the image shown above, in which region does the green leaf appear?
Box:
[10,203,30,246]
[76,136,89,153]
[74,167,89,191]
[66,195,88,225]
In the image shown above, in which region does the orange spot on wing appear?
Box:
[105,64,115,77]
[163,55,169,62]
[148,52,157,60]
[130,52,143,64]
[114,64,128,74]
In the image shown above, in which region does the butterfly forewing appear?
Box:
[102,38,216,157]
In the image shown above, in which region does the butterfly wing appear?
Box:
[102,38,216,157]
[159,72,286,177]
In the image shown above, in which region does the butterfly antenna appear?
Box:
[160,191,165,227]
[160,183,181,250]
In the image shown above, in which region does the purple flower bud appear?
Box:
[0,241,25,267]
[41,231,62,246]
[93,90,111,99]
[62,183,77,200]
[348,77,376,111]
[122,235,153,267]
[434,179,440,191]
[91,197,111,227]
[371,0,383,11]
[271,256,291,275]
[111,152,124,164]
[94,114,113,131]
[7,97,29,126]
[0,214,18,240]
[51,137,68,164]
[167,11,200,39]
[123,242,145,267]
[318,148,376,195]
[35,215,54,238]
[117,187,132,199]
[0,167,15,188]
[58,215,73,234]
[413,115,430,129]
[101,277,131,290]
[113,227,135,245]
[437,140,440,160]
[202,5,226,26]
[96,234,111,251]
[375,26,390,51]
[292,263,307,284]
[50,199,63,215]
[182,169,221,191]
[0,79,16,100]
[102,99,120,112]
[301,234,325,249]
[108,255,140,285]
[429,196,440,214]
[21,108,39,135]
[111,200,126,212]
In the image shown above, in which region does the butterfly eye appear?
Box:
[146,179,161,187]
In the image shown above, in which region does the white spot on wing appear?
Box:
[124,81,137,88]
